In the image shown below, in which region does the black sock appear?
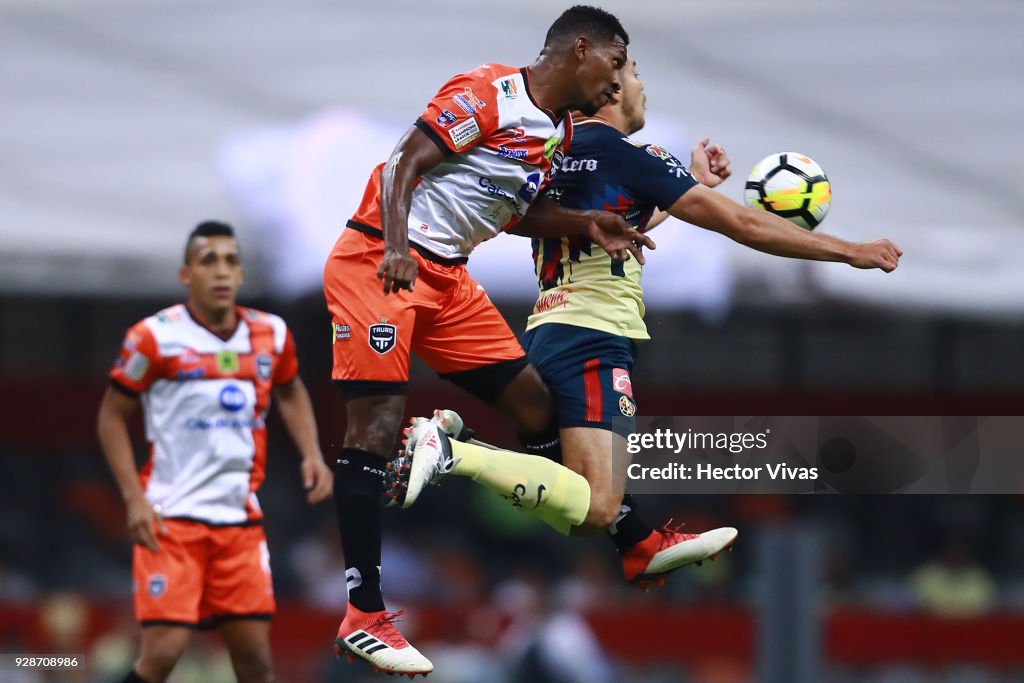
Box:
[335,447,389,613]
[122,670,150,683]
[517,417,562,462]
[608,494,654,552]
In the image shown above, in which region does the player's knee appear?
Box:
[498,366,554,434]
[230,647,274,683]
[345,396,405,455]
[136,646,185,682]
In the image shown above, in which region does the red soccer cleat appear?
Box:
[334,604,433,677]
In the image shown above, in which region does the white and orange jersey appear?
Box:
[347,63,573,260]
[109,304,298,526]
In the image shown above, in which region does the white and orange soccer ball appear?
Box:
[744,152,831,230]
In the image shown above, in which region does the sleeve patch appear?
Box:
[123,352,151,382]
[448,117,482,150]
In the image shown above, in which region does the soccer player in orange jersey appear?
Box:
[98,221,332,683]
[324,6,657,676]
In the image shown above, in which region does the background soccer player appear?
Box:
[400,57,902,583]
[324,5,652,676]
[97,221,332,683]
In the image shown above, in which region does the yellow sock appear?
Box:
[451,440,591,535]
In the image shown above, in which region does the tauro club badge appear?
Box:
[368,317,396,355]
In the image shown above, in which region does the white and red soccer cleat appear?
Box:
[387,418,456,508]
[334,604,433,677]
[622,522,738,589]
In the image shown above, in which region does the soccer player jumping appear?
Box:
[324,6,653,677]
[398,57,903,592]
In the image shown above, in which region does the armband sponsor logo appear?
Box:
[452,88,486,116]
[534,289,570,312]
[436,109,458,127]
[123,352,150,382]
[219,384,247,412]
[448,117,481,150]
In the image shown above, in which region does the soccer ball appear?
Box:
[744,152,831,230]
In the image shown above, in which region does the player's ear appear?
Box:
[573,36,589,63]
[178,265,191,288]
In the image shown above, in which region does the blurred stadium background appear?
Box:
[2,1,1023,681]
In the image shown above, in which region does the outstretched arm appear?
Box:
[378,126,447,294]
[273,377,332,504]
[646,137,734,232]
[510,196,656,265]
[669,184,902,271]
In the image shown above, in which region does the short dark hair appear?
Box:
[544,5,629,48]
[184,220,236,264]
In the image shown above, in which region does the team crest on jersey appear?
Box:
[256,353,273,381]
[646,144,671,160]
[500,78,520,99]
[148,574,167,598]
[619,395,637,417]
[368,321,397,355]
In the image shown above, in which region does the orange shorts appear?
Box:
[324,227,525,388]
[133,519,274,627]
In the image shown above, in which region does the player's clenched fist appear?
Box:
[850,239,903,272]
[378,249,419,294]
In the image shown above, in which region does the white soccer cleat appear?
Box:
[386,418,456,508]
[335,605,433,677]
[431,408,473,442]
[622,523,738,589]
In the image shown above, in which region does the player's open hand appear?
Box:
[378,249,418,295]
[587,211,656,265]
[301,456,333,504]
[690,138,732,188]
[850,239,903,272]
[126,495,166,553]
